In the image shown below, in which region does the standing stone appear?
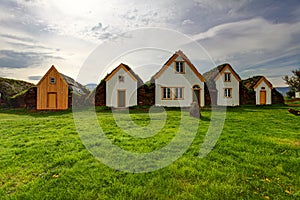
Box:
[190,101,201,118]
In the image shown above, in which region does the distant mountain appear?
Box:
[275,87,289,96]
[85,83,97,91]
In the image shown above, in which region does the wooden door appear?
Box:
[47,92,57,109]
[260,90,266,105]
[117,90,126,108]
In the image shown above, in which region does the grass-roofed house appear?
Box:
[242,76,273,105]
[91,63,143,108]
[37,65,89,110]
[203,63,241,106]
[241,76,284,105]
[105,63,143,108]
[151,50,205,107]
[0,77,34,107]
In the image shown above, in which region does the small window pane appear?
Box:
[163,88,171,99]
[224,73,231,81]
[175,62,184,73]
[175,88,183,99]
[118,75,124,82]
[50,77,55,84]
[225,88,231,97]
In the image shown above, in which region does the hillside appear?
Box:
[0,77,34,97]
[85,83,97,91]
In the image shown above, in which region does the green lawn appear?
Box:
[0,106,299,199]
[286,101,300,105]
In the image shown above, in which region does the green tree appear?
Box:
[283,69,300,97]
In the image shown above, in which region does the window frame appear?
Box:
[224,73,231,82]
[174,87,184,100]
[118,75,125,83]
[161,87,172,100]
[224,88,232,98]
[50,77,56,84]
[174,61,185,74]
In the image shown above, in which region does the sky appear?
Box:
[0,0,300,87]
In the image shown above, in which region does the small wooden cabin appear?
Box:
[91,63,144,107]
[37,66,69,110]
[37,65,89,110]
[242,76,273,105]
[253,76,273,105]
[105,63,143,108]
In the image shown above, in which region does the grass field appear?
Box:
[285,98,300,106]
[0,106,299,199]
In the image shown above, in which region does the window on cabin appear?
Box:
[162,87,171,99]
[50,77,56,84]
[174,87,184,99]
[261,87,265,90]
[118,75,124,82]
[175,61,184,73]
[224,88,232,98]
[224,73,231,82]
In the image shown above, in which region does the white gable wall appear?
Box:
[215,68,240,106]
[106,68,137,107]
[155,56,205,107]
[254,81,272,105]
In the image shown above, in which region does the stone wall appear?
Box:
[240,85,256,105]
[272,89,284,104]
[137,83,155,106]
[93,81,106,106]
[204,83,217,106]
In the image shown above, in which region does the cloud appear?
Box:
[0,34,36,43]
[6,41,54,51]
[0,50,64,68]
[0,0,299,86]
[28,75,42,80]
[182,19,194,25]
[91,22,103,31]
[192,18,300,64]
[194,0,250,13]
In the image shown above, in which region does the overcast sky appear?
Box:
[0,0,300,86]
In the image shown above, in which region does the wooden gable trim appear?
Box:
[152,54,179,80]
[153,50,205,82]
[214,64,241,82]
[105,64,137,82]
[37,65,68,86]
[253,76,273,89]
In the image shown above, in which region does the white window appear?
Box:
[175,61,184,73]
[224,88,232,98]
[162,87,171,99]
[118,75,124,82]
[261,87,265,90]
[224,73,231,82]
[50,77,56,84]
[174,87,183,99]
